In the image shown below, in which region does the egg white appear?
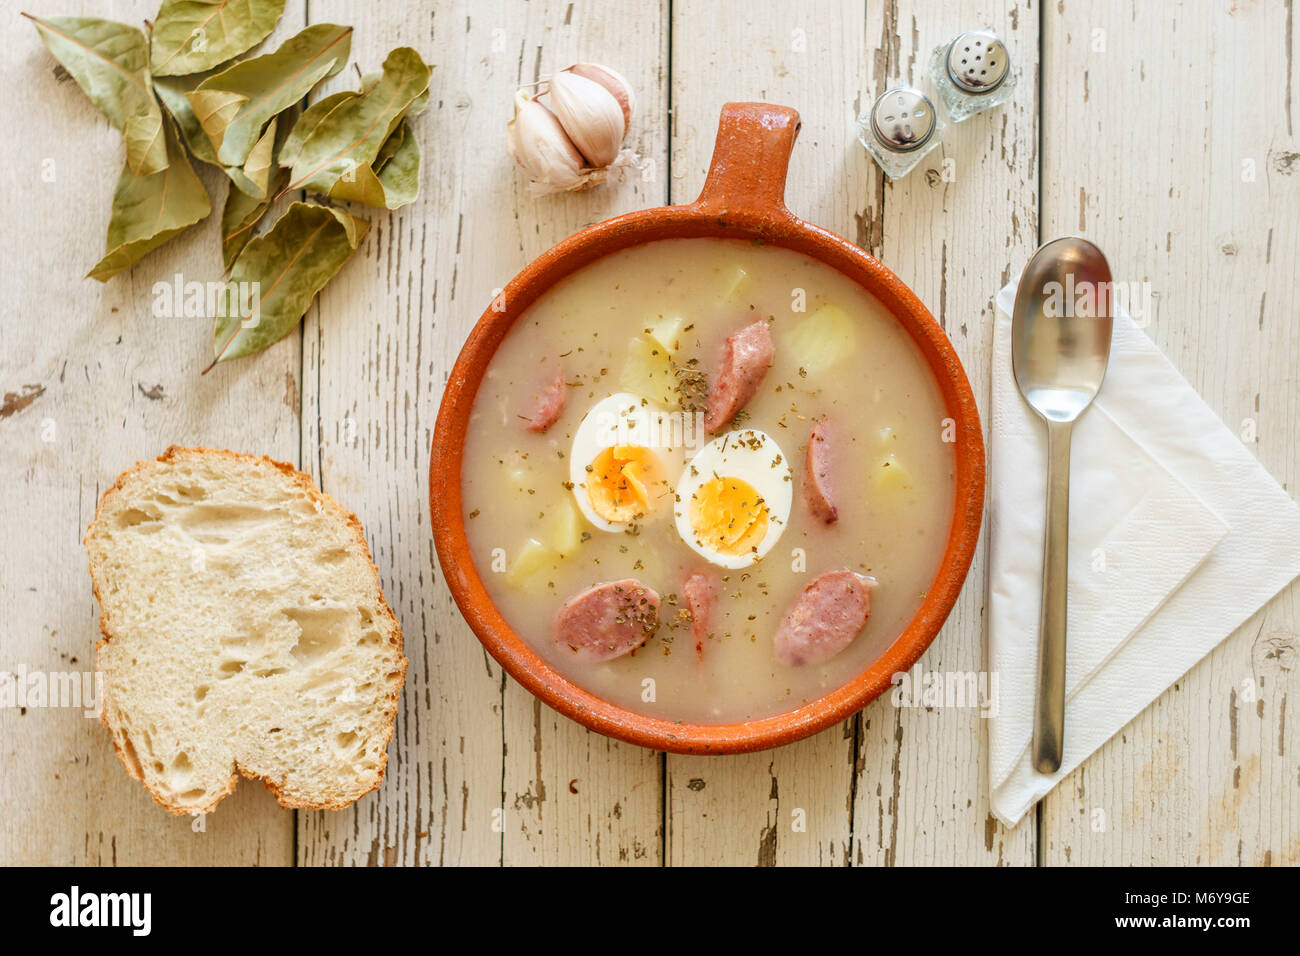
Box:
[569,392,685,533]
[673,428,793,569]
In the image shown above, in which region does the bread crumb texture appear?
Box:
[83,446,407,815]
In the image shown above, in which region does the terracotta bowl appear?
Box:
[431,102,985,754]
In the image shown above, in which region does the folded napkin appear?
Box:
[988,278,1300,826]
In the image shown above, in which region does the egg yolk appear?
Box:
[688,476,769,556]
[586,445,662,523]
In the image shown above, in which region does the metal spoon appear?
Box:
[1011,237,1114,774]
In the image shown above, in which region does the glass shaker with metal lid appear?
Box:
[928,28,1017,122]
[856,86,944,180]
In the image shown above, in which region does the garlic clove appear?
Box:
[507,94,587,191]
[548,70,627,168]
[566,63,635,129]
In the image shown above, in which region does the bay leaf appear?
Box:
[195,23,353,167]
[186,87,247,154]
[278,90,356,169]
[405,86,430,119]
[209,201,368,367]
[154,71,219,163]
[286,47,431,195]
[220,111,290,264]
[25,14,168,176]
[239,115,278,198]
[281,65,427,183]
[124,111,165,169]
[150,0,287,77]
[220,181,272,269]
[329,120,420,209]
[374,127,420,207]
[88,118,211,282]
[361,69,429,117]
[372,122,405,173]
[158,71,279,201]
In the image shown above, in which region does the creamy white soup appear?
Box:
[460,238,955,723]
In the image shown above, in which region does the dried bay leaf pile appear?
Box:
[25,1,432,368]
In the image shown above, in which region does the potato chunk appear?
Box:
[549,498,585,557]
[506,538,559,593]
[723,266,751,302]
[872,452,914,499]
[619,334,679,407]
[784,303,857,375]
[646,315,686,355]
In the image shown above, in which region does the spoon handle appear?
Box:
[1032,418,1071,773]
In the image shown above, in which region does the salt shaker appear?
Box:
[857,86,943,180]
[928,29,1016,122]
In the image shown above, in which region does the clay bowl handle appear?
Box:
[689,102,801,224]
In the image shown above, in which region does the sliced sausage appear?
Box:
[773,570,876,667]
[524,366,566,432]
[803,416,838,524]
[554,578,660,662]
[704,320,774,433]
[681,570,718,658]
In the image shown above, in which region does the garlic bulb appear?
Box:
[507,63,637,194]
[506,92,587,192]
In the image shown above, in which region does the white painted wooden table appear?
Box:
[2,0,1296,866]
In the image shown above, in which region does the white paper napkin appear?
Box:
[988,278,1300,826]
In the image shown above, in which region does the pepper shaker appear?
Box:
[856,86,943,180]
[928,29,1016,122]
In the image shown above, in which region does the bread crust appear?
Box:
[84,445,408,816]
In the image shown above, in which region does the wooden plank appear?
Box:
[848,0,1040,867]
[1039,0,1300,865]
[297,0,668,866]
[664,0,873,867]
[0,0,305,864]
[495,1,669,866]
[295,0,503,867]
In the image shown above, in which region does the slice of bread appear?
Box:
[84,446,407,815]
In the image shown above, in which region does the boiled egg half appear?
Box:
[569,393,685,533]
[674,428,792,569]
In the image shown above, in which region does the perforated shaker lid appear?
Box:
[869,87,937,153]
[946,29,1010,93]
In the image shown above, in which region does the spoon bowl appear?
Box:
[1012,237,1114,773]
[1013,238,1114,421]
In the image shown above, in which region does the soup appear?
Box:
[460,238,955,723]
